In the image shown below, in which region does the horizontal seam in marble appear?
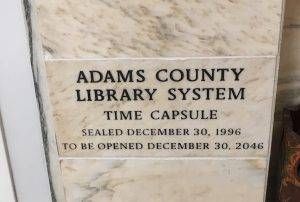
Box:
[44,55,277,61]
[59,157,267,160]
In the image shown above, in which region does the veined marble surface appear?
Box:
[45,58,276,157]
[35,0,282,59]
[29,0,284,201]
[61,159,267,202]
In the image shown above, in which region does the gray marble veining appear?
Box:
[61,159,267,202]
[29,0,285,201]
[36,0,282,59]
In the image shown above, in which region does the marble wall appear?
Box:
[29,0,285,201]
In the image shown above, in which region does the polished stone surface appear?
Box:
[45,58,276,157]
[30,0,284,201]
[61,159,267,202]
[35,0,282,59]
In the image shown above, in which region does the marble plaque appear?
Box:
[46,58,276,158]
[28,0,285,201]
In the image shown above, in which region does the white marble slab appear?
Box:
[44,57,276,157]
[35,0,282,58]
[60,159,267,202]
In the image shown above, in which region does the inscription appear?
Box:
[45,58,275,157]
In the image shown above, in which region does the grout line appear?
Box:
[44,55,277,61]
[58,156,267,160]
